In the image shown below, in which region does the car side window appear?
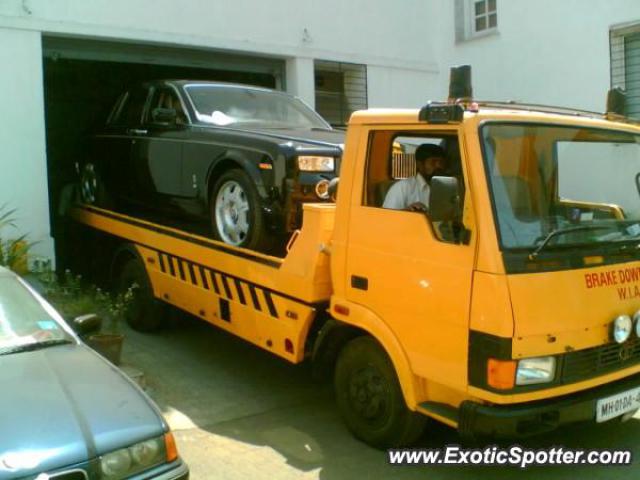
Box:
[147,87,188,126]
[117,87,149,126]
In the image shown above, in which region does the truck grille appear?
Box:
[562,337,640,383]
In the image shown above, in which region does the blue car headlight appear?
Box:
[100,435,165,479]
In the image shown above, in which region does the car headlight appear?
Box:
[612,314,633,344]
[298,156,334,172]
[515,356,556,385]
[100,435,167,479]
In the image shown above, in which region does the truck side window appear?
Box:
[363,130,467,244]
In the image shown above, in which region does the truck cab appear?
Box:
[69,67,640,449]
[327,89,640,445]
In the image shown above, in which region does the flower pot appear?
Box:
[87,333,124,365]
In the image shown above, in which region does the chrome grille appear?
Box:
[46,469,88,480]
[562,337,640,383]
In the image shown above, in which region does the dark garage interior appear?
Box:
[42,37,284,273]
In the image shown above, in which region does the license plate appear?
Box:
[596,387,640,423]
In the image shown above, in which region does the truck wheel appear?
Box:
[335,336,426,448]
[119,257,164,332]
[211,169,270,251]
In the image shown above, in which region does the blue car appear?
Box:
[0,267,189,479]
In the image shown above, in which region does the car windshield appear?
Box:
[0,276,73,352]
[481,123,640,252]
[185,84,331,129]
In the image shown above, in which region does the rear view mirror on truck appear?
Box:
[429,175,461,222]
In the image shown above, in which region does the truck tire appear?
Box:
[335,336,426,448]
[210,169,271,251]
[119,257,164,332]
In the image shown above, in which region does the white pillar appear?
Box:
[285,57,316,109]
[0,28,54,266]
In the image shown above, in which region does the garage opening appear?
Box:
[42,36,285,272]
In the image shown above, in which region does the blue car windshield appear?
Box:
[185,84,331,129]
[0,277,72,350]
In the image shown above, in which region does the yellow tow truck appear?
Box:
[71,66,640,448]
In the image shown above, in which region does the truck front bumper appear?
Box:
[459,372,640,438]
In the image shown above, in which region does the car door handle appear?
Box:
[127,128,148,135]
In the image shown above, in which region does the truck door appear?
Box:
[345,127,476,392]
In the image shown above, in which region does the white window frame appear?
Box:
[455,0,498,42]
[470,0,497,36]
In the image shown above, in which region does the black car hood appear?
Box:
[255,128,344,147]
[198,125,345,150]
[0,344,163,478]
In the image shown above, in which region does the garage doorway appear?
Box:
[42,37,284,272]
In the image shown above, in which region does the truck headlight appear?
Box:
[516,356,556,385]
[298,156,334,172]
[612,314,632,344]
[100,435,166,479]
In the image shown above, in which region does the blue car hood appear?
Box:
[0,344,164,478]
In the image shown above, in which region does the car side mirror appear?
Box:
[430,176,461,222]
[152,107,177,124]
[71,313,102,338]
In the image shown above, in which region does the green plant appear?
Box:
[95,282,138,334]
[0,205,33,274]
[40,268,137,334]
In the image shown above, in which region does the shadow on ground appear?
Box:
[121,312,640,480]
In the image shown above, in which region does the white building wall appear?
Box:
[435,0,640,111]
[0,27,52,262]
[0,0,439,105]
[285,57,316,108]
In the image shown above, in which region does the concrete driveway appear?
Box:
[121,313,640,480]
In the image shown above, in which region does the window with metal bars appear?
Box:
[314,60,367,127]
[610,23,640,119]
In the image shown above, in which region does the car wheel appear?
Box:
[79,163,111,208]
[119,257,165,332]
[211,169,270,251]
[335,336,426,448]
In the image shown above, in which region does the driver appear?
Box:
[383,144,448,212]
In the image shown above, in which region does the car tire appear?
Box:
[335,336,426,449]
[210,169,271,251]
[79,163,112,208]
[119,257,165,332]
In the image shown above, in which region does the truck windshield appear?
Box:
[481,123,640,252]
[185,85,331,130]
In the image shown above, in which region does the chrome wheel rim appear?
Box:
[214,180,250,246]
[80,164,98,204]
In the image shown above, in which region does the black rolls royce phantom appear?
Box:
[79,80,344,252]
